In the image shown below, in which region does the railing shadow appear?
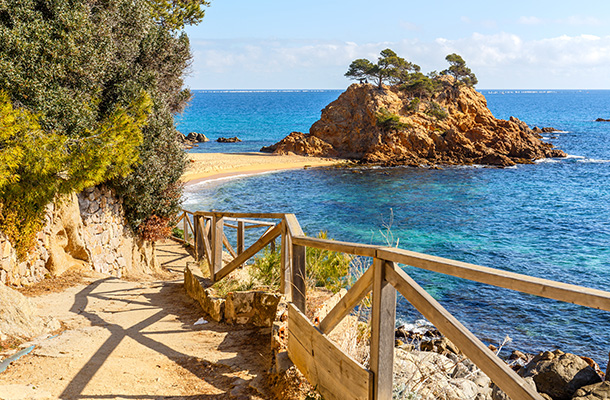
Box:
[59,277,270,399]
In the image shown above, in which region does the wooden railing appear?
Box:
[172,209,610,400]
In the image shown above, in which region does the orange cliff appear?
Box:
[262,80,566,167]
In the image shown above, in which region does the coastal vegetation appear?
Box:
[0,0,208,254]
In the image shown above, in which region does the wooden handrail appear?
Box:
[377,247,610,312]
[176,208,610,400]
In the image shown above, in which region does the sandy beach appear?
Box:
[181,152,340,184]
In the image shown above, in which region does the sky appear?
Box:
[184,1,610,90]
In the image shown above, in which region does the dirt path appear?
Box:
[0,241,273,400]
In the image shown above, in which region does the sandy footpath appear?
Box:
[182,152,339,184]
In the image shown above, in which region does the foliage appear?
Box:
[305,231,352,293]
[147,0,210,31]
[250,245,282,288]
[425,101,448,120]
[250,231,352,293]
[401,72,441,98]
[441,53,478,87]
[138,215,174,241]
[345,49,419,89]
[0,0,195,252]
[376,108,410,132]
[406,98,420,112]
[0,90,150,256]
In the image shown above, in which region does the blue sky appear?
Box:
[184,1,610,89]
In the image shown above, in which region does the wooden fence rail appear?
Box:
[172,209,610,400]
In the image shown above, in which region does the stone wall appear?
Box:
[0,186,158,287]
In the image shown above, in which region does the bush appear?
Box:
[0,0,197,250]
[376,108,410,132]
[250,231,352,293]
[424,101,448,120]
[406,98,420,112]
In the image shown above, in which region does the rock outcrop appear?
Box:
[217,136,242,143]
[263,81,566,167]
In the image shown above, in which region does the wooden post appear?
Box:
[270,238,276,253]
[292,244,306,312]
[211,215,224,281]
[195,216,204,261]
[280,221,292,298]
[370,259,397,400]
[183,212,189,244]
[237,220,245,255]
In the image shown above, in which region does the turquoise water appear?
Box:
[180,89,610,364]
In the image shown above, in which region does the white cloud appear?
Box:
[187,34,610,89]
[518,16,543,25]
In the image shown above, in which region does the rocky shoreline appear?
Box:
[393,323,608,400]
[262,80,566,167]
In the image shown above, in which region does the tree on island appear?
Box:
[441,53,478,87]
[345,49,419,89]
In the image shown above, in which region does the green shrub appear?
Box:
[250,231,352,293]
[406,98,420,112]
[376,108,409,132]
[424,101,448,120]
[0,0,198,248]
[250,246,282,289]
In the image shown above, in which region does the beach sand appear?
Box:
[182,152,340,184]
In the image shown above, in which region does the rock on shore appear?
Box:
[262,81,566,167]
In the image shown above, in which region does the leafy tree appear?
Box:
[401,72,439,98]
[0,0,199,253]
[345,48,416,89]
[147,0,210,30]
[441,53,478,87]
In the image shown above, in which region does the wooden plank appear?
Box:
[214,223,282,282]
[384,263,543,400]
[182,212,188,243]
[237,221,245,255]
[195,211,286,219]
[223,223,239,229]
[319,266,374,334]
[284,213,304,237]
[378,247,610,312]
[280,221,289,296]
[194,216,204,261]
[224,217,278,226]
[292,236,378,257]
[211,216,224,281]
[287,303,372,400]
[292,244,307,313]
[369,259,396,400]
[201,218,213,275]
[222,232,238,259]
[244,223,276,229]
[186,216,195,245]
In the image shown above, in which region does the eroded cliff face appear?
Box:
[264,82,566,167]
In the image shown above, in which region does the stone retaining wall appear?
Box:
[0,186,158,286]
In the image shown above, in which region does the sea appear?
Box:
[177,89,610,366]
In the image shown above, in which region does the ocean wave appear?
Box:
[185,171,277,190]
[577,158,610,163]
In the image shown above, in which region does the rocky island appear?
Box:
[262,51,566,167]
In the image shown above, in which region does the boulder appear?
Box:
[572,381,610,400]
[519,350,602,400]
[265,82,566,167]
[0,284,50,340]
[224,291,281,327]
[186,132,209,142]
[217,136,242,143]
